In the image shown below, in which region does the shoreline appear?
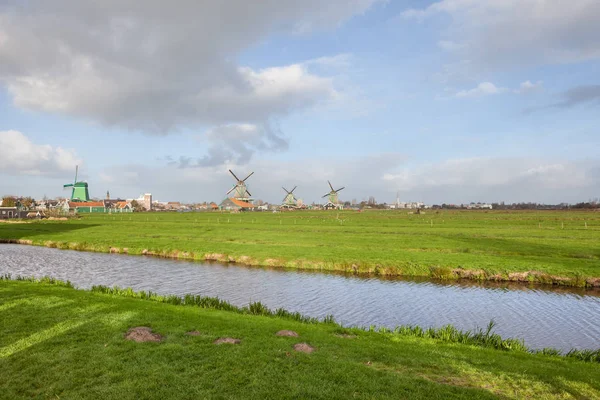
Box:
[2,238,599,289]
[2,276,599,360]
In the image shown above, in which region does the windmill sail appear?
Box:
[322,181,345,209]
[227,169,254,202]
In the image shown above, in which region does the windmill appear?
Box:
[226,169,254,202]
[63,165,90,202]
[322,181,345,209]
[281,186,298,208]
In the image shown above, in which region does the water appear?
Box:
[1,244,599,351]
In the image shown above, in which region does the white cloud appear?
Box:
[89,154,600,205]
[382,157,598,203]
[0,130,81,176]
[402,0,600,68]
[0,1,380,134]
[516,80,544,94]
[437,40,463,52]
[455,82,507,98]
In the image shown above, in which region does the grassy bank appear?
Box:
[1,279,599,399]
[1,210,599,286]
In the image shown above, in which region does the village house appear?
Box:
[219,198,256,211]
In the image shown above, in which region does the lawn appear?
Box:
[1,209,599,285]
[1,279,599,399]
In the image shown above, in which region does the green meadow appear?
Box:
[1,279,599,399]
[1,210,599,285]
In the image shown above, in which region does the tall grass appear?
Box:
[389,320,527,352]
[89,283,332,325]
[0,273,73,288]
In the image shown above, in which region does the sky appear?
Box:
[1,0,599,205]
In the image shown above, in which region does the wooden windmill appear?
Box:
[281,186,298,208]
[322,181,344,210]
[63,165,90,202]
[226,169,254,202]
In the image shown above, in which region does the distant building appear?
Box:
[137,193,153,211]
[0,207,35,219]
[69,201,106,213]
[165,202,182,210]
[219,198,256,211]
[26,211,46,219]
[466,203,493,210]
[0,207,18,219]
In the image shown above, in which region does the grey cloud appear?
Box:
[523,84,600,113]
[0,1,379,133]
[170,123,289,168]
[553,85,600,108]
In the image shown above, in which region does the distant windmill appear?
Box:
[226,169,254,202]
[63,165,90,202]
[322,181,345,209]
[281,186,298,208]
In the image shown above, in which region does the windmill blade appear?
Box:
[242,171,254,182]
[291,186,297,194]
[74,165,78,184]
[282,186,289,194]
[228,169,240,182]
[335,187,345,193]
[63,184,74,188]
[328,181,334,191]
[226,185,236,195]
[246,189,252,197]
[322,193,330,198]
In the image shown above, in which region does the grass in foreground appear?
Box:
[1,210,599,286]
[1,279,600,399]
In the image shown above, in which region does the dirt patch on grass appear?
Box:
[213,337,241,345]
[264,258,285,267]
[276,330,299,337]
[508,272,530,282]
[293,343,315,353]
[587,277,600,287]
[186,330,202,336]
[125,327,163,342]
[205,253,228,262]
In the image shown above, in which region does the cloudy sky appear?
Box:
[1,0,599,204]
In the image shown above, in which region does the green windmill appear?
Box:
[63,166,90,202]
[322,181,345,209]
[281,186,298,208]
[226,169,254,202]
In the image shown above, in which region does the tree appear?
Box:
[130,200,144,212]
[20,197,35,209]
[2,196,16,207]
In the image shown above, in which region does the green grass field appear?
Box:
[1,210,599,285]
[1,279,599,399]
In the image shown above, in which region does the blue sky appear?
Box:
[1,0,599,204]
